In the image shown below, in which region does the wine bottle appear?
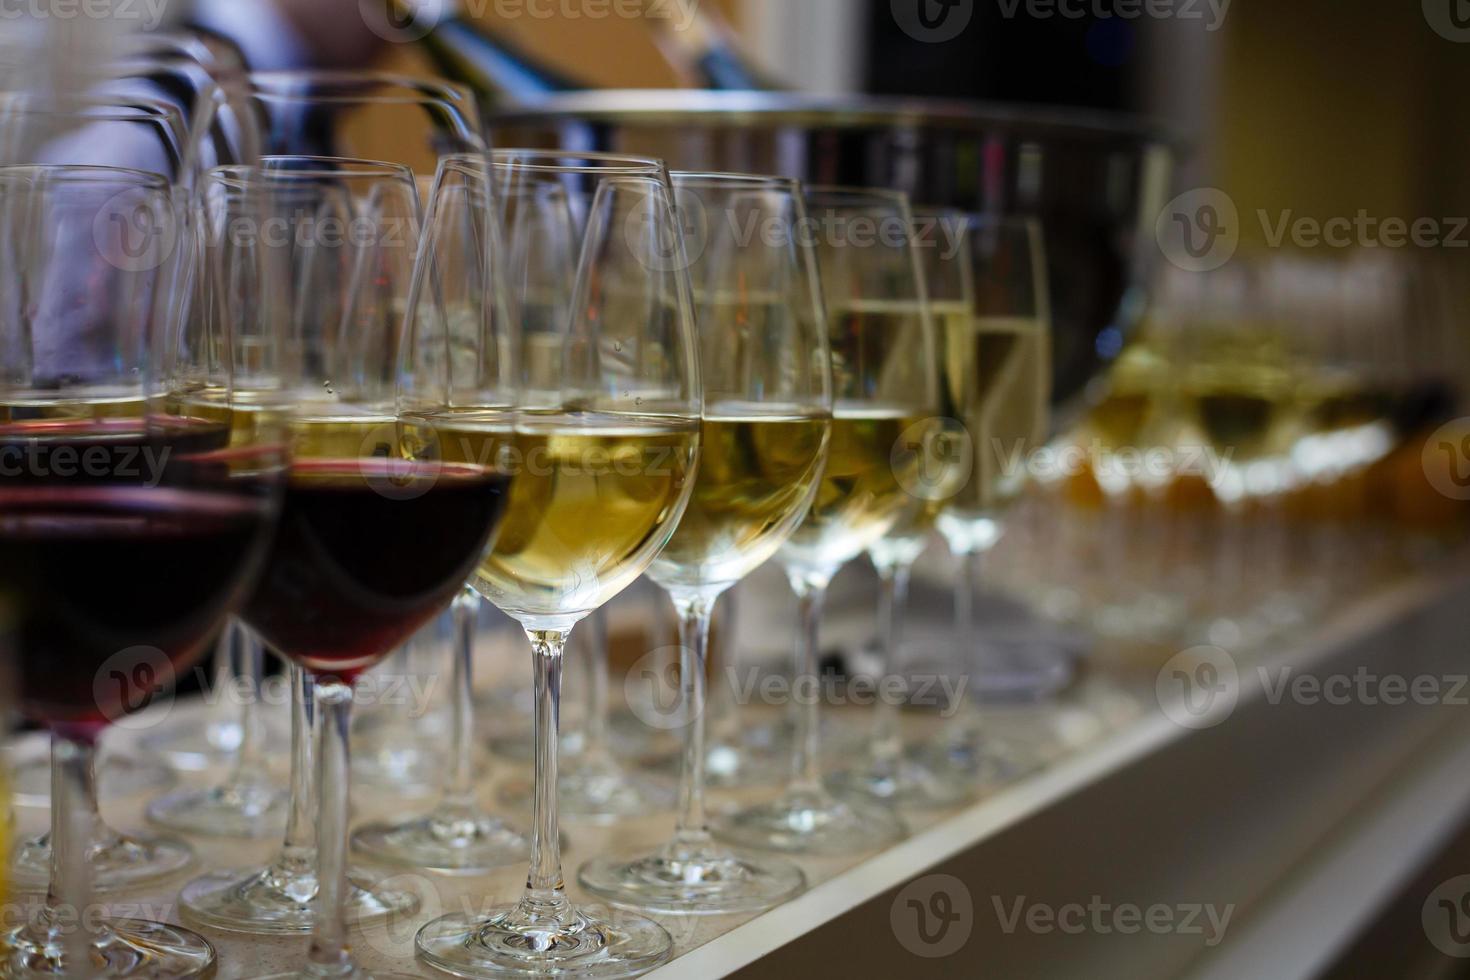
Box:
[639,0,782,90]
[387,0,585,104]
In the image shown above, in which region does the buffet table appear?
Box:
[8,559,1469,979]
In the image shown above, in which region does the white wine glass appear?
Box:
[828,206,977,810]
[578,172,830,912]
[714,186,941,855]
[414,149,700,979]
[925,215,1053,780]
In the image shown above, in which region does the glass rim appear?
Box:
[0,91,184,124]
[0,163,169,191]
[671,170,801,191]
[223,154,415,177]
[247,69,477,107]
[490,148,665,176]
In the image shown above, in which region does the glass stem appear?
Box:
[581,607,610,760]
[705,589,738,743]
[307,679,356,977]
[46,733,101,966]
[871,561,913,770]
[519,629,572,923]
[275,664,317,885]
[670,594,716,852]
[440,587,482,817]
[226,622,269,790]
[953,549,985,737]
[789,582,829,796]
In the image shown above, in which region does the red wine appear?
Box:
[0,486,272,736]
[242,459,511,680]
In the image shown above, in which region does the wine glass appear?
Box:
[924,215,1053,778]
[579,172,830,913]
[714,186,940,855]
[0,92,221,895]
[212,156,513,980]
[348,155,538,874]
[0,163,283,977]
[827,206,976,810]
[414,149,699,980]
[179,70,490,933]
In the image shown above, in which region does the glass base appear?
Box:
[5,913,215,978]
[712,787,906,855]
[579,839,805,915]
[11,829,194,893]
[10,753,174,808]
[146,780,289,839]
[498,756,672,824]
[826,755,978,810]
[252,973,417,980]
[908,726,1036,788]
[178,862,420,936]
[139,716,243,773]
[351,808,531,875]
[415,903,672,979]
[643,737,787,790]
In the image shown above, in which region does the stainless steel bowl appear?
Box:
[487,90,1175,423]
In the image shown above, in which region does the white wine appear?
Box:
[443,411,699,628]
[778,404,920,576]
[648,406,827,593]
[938,311,1051,531]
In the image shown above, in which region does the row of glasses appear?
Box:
[10,66,1052,980]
